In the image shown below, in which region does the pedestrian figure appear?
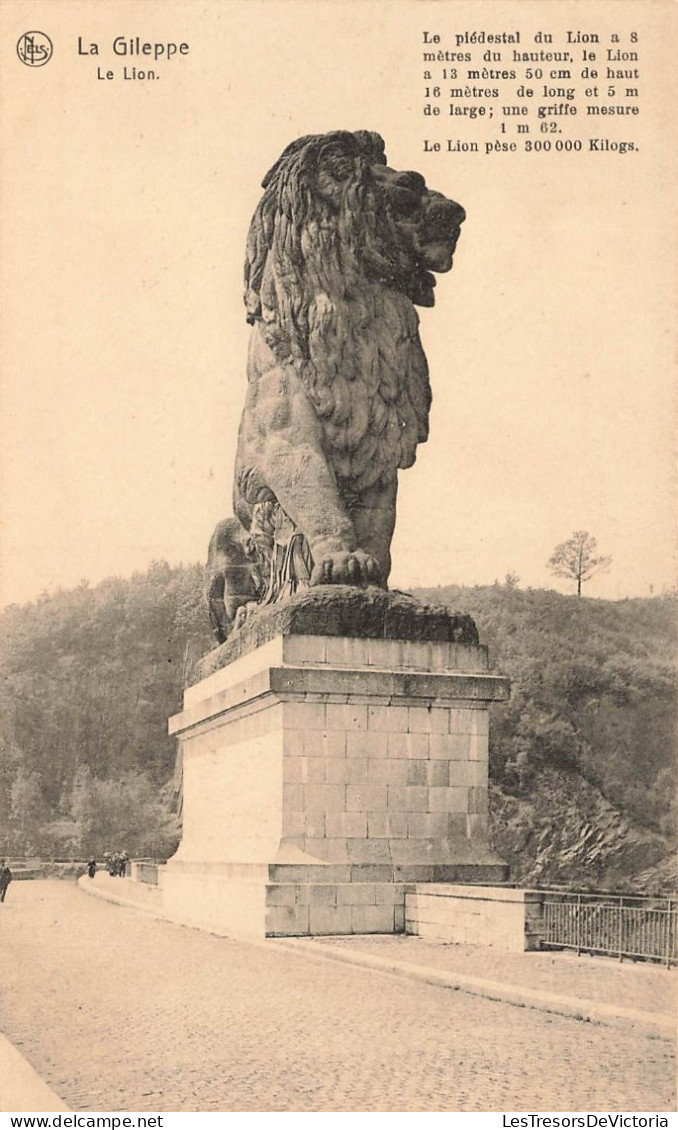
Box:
[87,858,96,879]
[0,860,12,903]
[119,851,129,878]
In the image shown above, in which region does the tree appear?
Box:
[547,530,611,596]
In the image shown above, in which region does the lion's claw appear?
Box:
[311,549,381,588]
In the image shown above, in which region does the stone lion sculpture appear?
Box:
[207,130,465,642]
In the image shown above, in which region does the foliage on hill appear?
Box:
[1,566,675,890]
[417,582,676,888]
[0,562,211,859]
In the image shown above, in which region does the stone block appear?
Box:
[351,904,395,933]
[427,787,469,813]
[407,812,450,838]
[304,809,327,838]
[282,810,305,837]
[303,783,346,811]
[321,731,347,759]
[469,711,490,735]
[448,709,466,735]
[265,884,297,906]
[344,758,369,783]
[284,701,326,730]
[447,813,469,842]
[406,760,428,786]
[367,638,405,668]
[387,732,429,760]
[469,733,489,761]
[367,705,409,732]
[429,733,471,760]
[325,759,352,784]
[467,761,488,786]
[375,883,400,905]
[265,904,310,936]
[282,634,327,665]
[466,813,491,841]
[425,761,450,786]
[309,905,353,935]
[387,785,428,811]
[408,706,449,734]
[301,758,326,783]
[393,864,435,881]
[367,759,409,785]
[326,703,368,731]
[346,838,393,864]
[350,864,394,883]
[283,783,303,810]
[284,728,305,758]
[448,761,472,787]
[325,636,369,667]
[468,786,489,814]
[346,731,388,759]
[385,812,408,838]
[307,838,349,863]
[283,758,304,783]
[307,883,338,906]
[389,840,437,865]
[336,883,377,905]
[346,785,387,812]
[326,811,367,838]
[367,811,389,838]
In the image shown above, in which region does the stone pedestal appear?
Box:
[161,605,510,938]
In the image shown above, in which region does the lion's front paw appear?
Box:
[311,549,381,587]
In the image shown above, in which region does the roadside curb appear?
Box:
[0,1032,69,1113]
[274,937,676,1040]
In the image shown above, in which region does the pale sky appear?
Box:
[1,0,675,608]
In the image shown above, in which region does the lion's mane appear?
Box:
[243,130,431,494]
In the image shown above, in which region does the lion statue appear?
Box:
[207,130,465,643]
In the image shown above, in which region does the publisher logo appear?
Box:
[17,31,53,66]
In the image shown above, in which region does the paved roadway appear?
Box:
[1,882,674,1112]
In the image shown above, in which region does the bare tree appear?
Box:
[547,530,611,596]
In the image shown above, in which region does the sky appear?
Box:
[1,0,675,609]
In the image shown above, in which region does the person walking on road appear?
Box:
[87,858,96,879]
[0,860,12,902]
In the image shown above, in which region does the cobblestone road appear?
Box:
[1,883,675,1112]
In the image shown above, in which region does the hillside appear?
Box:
[1,568,675,891]
[418,583,676,889]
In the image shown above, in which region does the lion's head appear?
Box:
[242,130,464,486]
[244,130,464,325]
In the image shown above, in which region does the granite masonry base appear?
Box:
[160,616,510,939]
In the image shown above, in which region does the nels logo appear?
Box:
[17,31,53,66]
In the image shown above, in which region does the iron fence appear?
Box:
[539,890,677,967]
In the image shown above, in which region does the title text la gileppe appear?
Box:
[78,36,190,82]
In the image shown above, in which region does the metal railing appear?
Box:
[539,890,677,967]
